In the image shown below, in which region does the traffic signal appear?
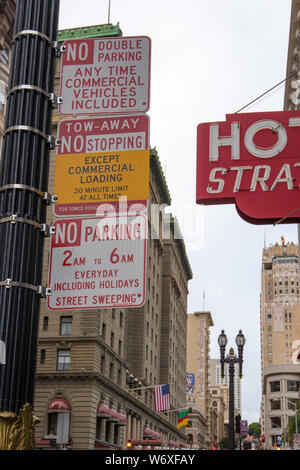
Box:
[235,414,241,434]
[262,435,265,442]
[126,440,132,449]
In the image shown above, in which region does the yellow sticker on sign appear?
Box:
[54,149,150,204]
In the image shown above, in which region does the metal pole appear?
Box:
[0,0,60,450]
[228,359,235,451]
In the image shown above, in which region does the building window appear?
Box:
[270,416,281,428]
[60,316,72,335]
[270,398,281,410]
[287,380,300,392]
[0,49,9,66]
[287,398,298,409]
[43,316,48,330]
[105,421,111,442]
[267,313,272,323]
[119,312,123,328]
[110,332,114,349]
[100,355,105,374]
[270,381,280,393]
[40,349,46,364]
[118,340,122,356]
[57,350,70,371]
[102,323,106,341]
[48,413,58,436]
[0,81,6,113]
[109,362,114,380]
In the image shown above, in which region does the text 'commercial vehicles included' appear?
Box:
[59,37,151,115]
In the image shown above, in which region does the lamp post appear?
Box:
[218,330,246,451]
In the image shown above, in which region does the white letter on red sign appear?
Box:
[230,166,252,192]
[207,168,227,193]
[209,123,240,162]
[250,165,270,191]
[270,164,293,191]
[244,120,287,158]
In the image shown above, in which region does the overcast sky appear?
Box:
[58,0,295,425]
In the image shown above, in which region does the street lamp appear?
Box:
[218,330,246,451]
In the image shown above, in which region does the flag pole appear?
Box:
[158,407,192,414]
[130,383,169,391]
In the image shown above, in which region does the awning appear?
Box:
[48,398,71,412]
[97,403,111,419]
[107,408,120,423]
[115,412,127,426]
[143,426,154,438]
[169,440,177,447]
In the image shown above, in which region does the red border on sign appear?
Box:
[59,36,151,116]
[47,215,148,310]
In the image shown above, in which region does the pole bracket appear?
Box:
[3,126,60,149]
[13,29,53,46]
[7,86,63,109]
[0,279,52,297]
[52,41,66,57]
[0,215,50,236]
[0,184,54,206]
[49,93,63,109]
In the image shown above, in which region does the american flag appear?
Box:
[154,384,171,411]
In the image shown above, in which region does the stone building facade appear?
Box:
[260,239,300,442]
[186,311,214,448]
[33,24,192,450]
[207,385,225,447]
[263,364,300,449]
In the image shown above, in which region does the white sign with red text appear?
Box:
[47,215,147,310]
[57,115,150,155]
[59,36,151,115]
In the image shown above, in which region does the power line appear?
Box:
[234,68,300,114]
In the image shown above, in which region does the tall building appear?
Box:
[209,359,241,416]
[186,311,213,447]
[283,0,300,113]
[260,239,300,448]
[33,24,192,450]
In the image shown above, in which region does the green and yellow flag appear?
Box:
[177,409,189,429]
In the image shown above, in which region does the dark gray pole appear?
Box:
[0,0,60,415]
[228,359,235,451]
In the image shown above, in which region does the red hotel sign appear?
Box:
[196,111,300,224]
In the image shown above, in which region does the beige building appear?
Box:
[260,239,300,441]
[283,0,300,113]
[209,358,241,419]
[33,23,192,450]
[263,364,300,450]
[185,404,207,450]
[207,386,226,447]
[186,311,213,447]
